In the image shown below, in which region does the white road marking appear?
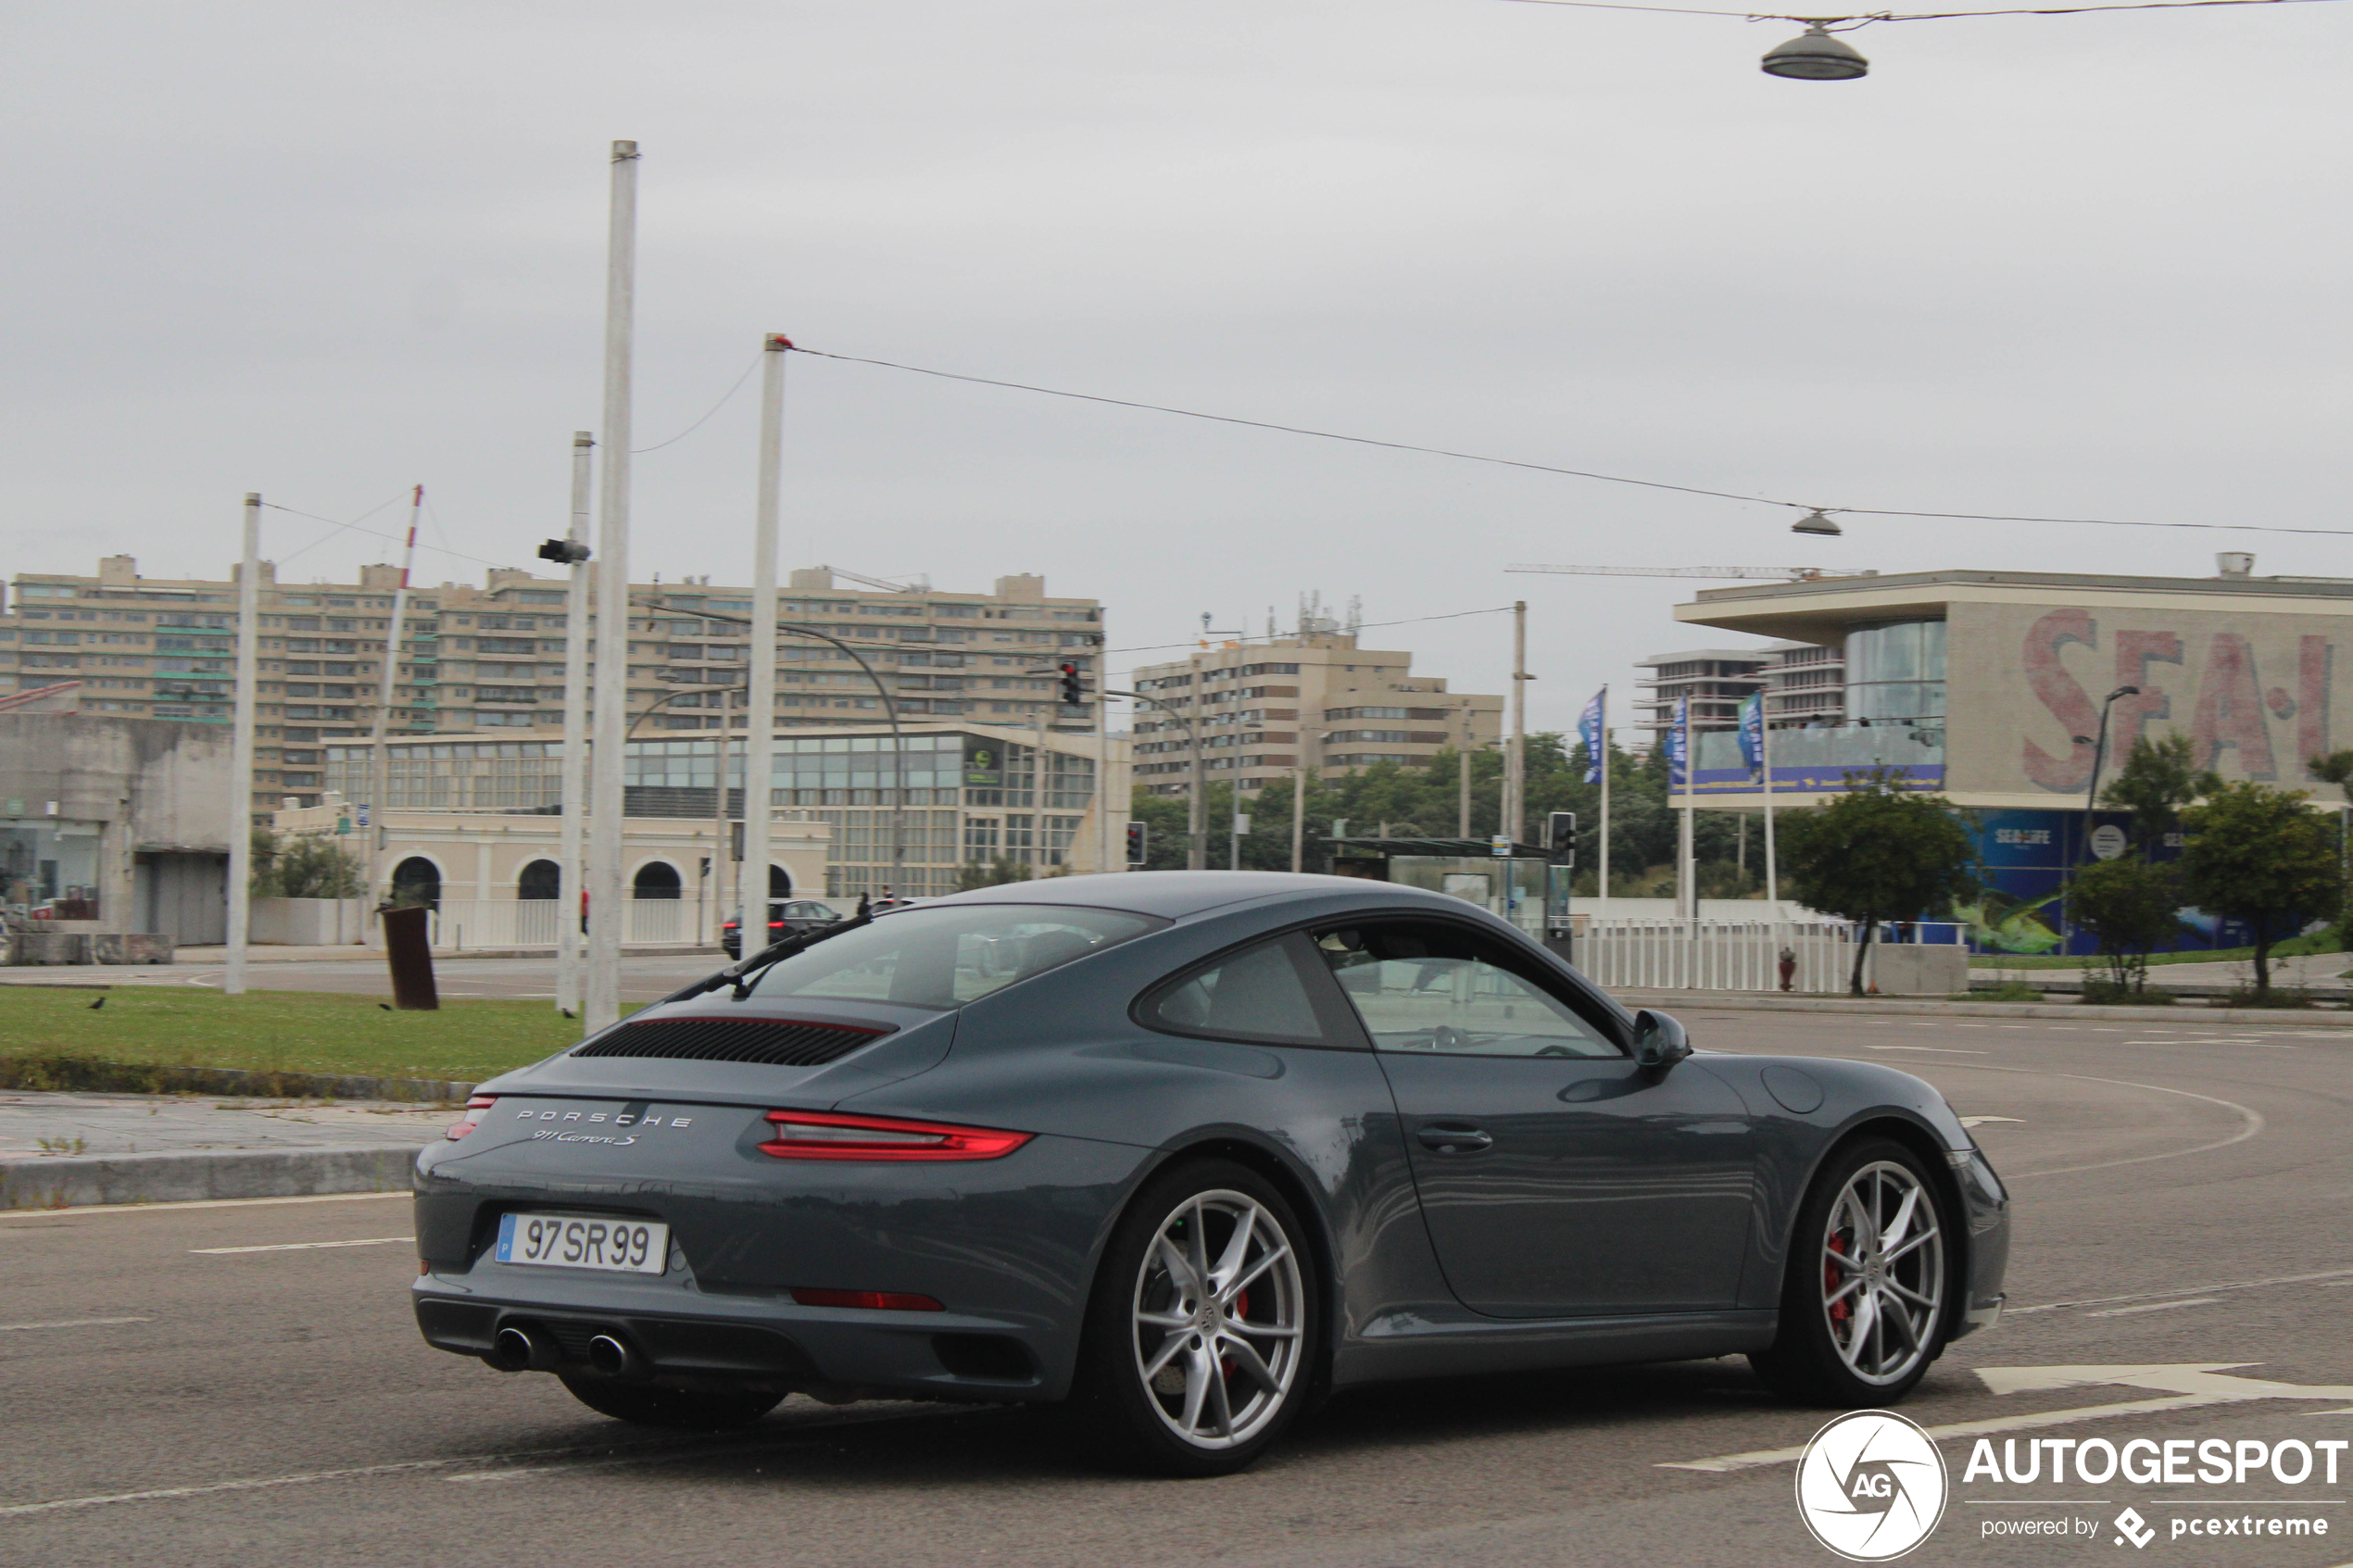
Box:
[1665,1364,2353,1474]
[0,1316,150,1332]
[1958,1116,2023,1128]
[2010,1267,2353,1315]
[2086,1297,2221,1318]
[191,1236,412,1255]
[1868,1046,1989,1055]
[0,1191,407,1222]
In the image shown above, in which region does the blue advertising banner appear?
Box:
[1737,693,1763,775]
[1957,807,2246,957]
[1665,696,1689,790]
[1579,687,1605,784]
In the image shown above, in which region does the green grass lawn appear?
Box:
[1969,934,2344,971]
[0,987,613,1084]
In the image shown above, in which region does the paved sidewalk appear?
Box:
[0,1090,447,1160]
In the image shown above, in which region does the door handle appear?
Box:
[1417,1123,1492,1154]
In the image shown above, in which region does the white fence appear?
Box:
[1576,919,1856,993]
[1573,919,1969,996]
[425,898,702,950]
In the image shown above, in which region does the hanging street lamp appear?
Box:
[1762,22,1870,80]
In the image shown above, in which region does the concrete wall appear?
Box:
[0,712,232,936]
[249,897,369,946]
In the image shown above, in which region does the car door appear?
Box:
[1311,915,1755,1319]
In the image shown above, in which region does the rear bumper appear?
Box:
[413,1285,1046,1400]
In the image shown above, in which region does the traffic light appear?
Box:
[537,538,590,565]
[1058,661,1084,706]
[1126,822,1147,867]
[1546,810,1578,865]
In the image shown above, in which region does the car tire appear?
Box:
[1069,1158,1319,1477]
[1751,1135,1954,1407]
[557,1372,782,1430]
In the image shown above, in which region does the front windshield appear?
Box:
[748,902,1163,1010]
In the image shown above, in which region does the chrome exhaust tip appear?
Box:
[586,1333,641,1379]
[488,1324,556,1373]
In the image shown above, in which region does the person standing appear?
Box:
[1778,945,1797,992]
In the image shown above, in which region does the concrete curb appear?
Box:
[1,1144,422,1210]
[1614,991,2353,1027]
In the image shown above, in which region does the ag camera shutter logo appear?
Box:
[1795,1411,1949,1561]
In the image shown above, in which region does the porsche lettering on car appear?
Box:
[412,872,2008,1475]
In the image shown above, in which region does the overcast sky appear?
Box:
[5,0,2348,734]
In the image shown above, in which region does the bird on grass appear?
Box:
[88,996,105,1010]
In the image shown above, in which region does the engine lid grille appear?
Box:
[573,1016,893,1068]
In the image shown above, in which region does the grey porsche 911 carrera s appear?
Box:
[413,872,2008,1475]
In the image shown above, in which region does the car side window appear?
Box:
[1315,920,1622,1059]
[1140,935,1331,1047]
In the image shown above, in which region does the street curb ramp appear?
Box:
[2,1145,422,1211]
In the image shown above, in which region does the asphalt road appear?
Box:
[4,1008,2349,1568]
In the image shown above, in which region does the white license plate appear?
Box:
[495,1212,668,1274]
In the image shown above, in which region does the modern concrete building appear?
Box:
[1,558,1104,816]
[1669,557,2353,953]
[317,721,1131,902]
[0,711,235,944]
[1129,633,1503,798]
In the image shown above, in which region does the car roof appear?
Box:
[929,871,1478,921]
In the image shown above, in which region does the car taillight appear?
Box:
[446,1095,496,1140]
[789,1287,944,1311]
[758,1110,1033,1161]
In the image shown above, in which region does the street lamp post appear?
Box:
[2084,684,2143,832]
[1106,688,1202,867]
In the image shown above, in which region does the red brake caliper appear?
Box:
[1219,1290,1251,1380]
[1826,1235,1851,1323]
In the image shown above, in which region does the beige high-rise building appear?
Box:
[1,558,1103,813]
[1129,631,1503,797]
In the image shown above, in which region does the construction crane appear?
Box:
[1504,564,1874,582]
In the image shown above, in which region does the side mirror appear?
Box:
[1632,1010,1692,1073]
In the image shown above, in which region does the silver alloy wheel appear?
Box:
[1130,1187,1305,1449]
[1819,1160,1945,1386]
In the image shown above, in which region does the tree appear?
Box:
[1777,775,1981,997]
[2099,734,2219,851]
[957,855,1034,891]
[2178,781,2345,998]
[248,830,363,898]
[2067,856,2183,995]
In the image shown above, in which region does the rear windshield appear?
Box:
[747,903,1163,1010]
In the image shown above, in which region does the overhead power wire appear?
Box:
[632,348,764,453]
[1491,0,2346,23]
[786,345,2353,540]
[259,501,531,576]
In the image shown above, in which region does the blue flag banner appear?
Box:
[1579,687,1606,784]
[1666,696,1690,790]
[1738,692,1764,774]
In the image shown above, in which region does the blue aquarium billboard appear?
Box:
[1957,807,2250,957]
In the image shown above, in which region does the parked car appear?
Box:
[720,898,841,959]
[414,872,2009,1476]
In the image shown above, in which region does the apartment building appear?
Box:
[1128,633,1502,797]
[1,558,1103,813]
[1632,642,1844,733]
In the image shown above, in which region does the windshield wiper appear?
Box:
[662,913,874,1004]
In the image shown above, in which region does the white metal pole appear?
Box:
[585,139,639,1035]
[744,334,786,940]
[1506,600,1527,847]
[224,494,262,996]
[1097,702,1111,873]
[366,484,421,909]
[556,432,594,1015]
[1290,765,1304,872]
